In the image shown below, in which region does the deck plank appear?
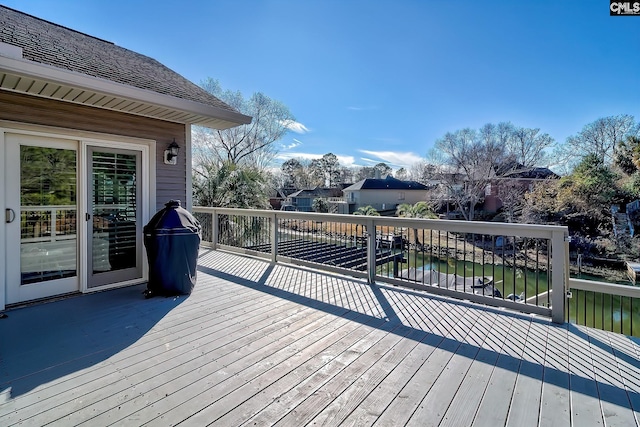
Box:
[605,330,640,424]
[1,250,639,427]
[587,328,639,427]
[438,308,514,427]
[404,310,498,427]
[0,282,288,419]
[538,324,571,427]
[239,316,394,426]
[0,281,291,417]
[215,314,389,426]
[505,319,548,427]
[83,280,368,422]
[272,322,410,426]
[372,302,477,426]
[339,293,460,426]
[18,290,322,425]
[568,325,605,427]
[471,315,531,427]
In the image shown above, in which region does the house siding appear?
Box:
[344,189,427,212]
[0,91,186,210]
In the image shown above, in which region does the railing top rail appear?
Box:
[21,205,77,211]
[193,206,568,238]
[569,278,640,299]
[371,216,567,237]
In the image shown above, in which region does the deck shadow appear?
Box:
[198,256,640,414]
[0,284,187,398]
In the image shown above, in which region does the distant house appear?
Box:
[281,187,341,212]
[0,6,251,309]
[484,167,559,213]
[342,176,429,214]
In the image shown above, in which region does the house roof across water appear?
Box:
[344,176,429,191]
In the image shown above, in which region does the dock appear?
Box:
[627,261,640,283]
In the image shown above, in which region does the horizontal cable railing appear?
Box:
[193,207,569,323]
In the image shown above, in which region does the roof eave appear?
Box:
[0,55,252,129]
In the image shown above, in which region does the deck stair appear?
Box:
[612,209,630,238]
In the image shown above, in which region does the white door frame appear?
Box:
[5,134,80,304]
[81,140,149,293]
[1,122,155,310]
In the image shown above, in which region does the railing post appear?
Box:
[212,209,218,250]
[51,209,57,240]
[551,229,567,323]
[271,213,278,263]
[367,218,376,284]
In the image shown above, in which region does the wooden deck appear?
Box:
[1,249,639,426]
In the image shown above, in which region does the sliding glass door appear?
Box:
[87,147,142,288]
[5,134,79,303]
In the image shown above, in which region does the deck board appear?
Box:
[1,249,639,427]
[568,325,606,427]
[538,324,571,427]
[438,311,511,427]
[505,320,548,427]
[471,315,530,427]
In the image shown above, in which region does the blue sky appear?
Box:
[3,1,640,171]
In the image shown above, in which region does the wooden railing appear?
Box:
[194,207,640,336]
[567,278,640,336]
[20,205,76,242]
[193,207,570,323]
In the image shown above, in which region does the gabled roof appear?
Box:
[0,6,251,129]
[289,187,337,198]
[344,176,428,191]
[501,167,559,180]
[495,161,558,180]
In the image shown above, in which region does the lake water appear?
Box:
[381,251,640,337]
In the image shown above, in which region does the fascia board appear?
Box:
[0,55,252,127]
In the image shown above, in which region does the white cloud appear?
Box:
[281,120,310,134]
[275,152,320,162]
[336,155,357,168]
[360,157,379,165]
[274,152,357,168]
[358,150,423,168]
[282,138,303,150]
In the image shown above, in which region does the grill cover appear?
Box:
[143,200,201,296]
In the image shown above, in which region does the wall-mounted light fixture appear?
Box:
[163,139,180,165]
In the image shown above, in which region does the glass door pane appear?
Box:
[20,146,78,284]
[5,134,79,305]
[88,148,142,288]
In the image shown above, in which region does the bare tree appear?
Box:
[409,160,438,184]
[496,180,527,223]
[431,127,510,221]
[354,167,374,181]
[193,78,295,169]
[507,126,555,168]
[561,114,638,169]
[323,153,341,187]
[337,166,355,185]
[395,167,408,180]
[374,162,392,177]
[279,158,318,188]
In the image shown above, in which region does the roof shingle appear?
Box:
[0,6,238,114]
[344,176,428,191]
